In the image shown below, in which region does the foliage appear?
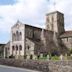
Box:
[70,48,72,54]
[9,55,15,58]
[24,55,27,59]
[37,55,40,59]
[39,57,47,60]
[51,51,60,56]
[67,48,72,56]
[30,55,33,59]
[51,56,60,60]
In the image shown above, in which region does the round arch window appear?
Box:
[12,46,15,50]
[16,45,18,50]
[16,31,18,34]
[20,32,22,35]
[19,45,22,50]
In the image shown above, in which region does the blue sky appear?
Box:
[0,0,72,43]
[0,0,16,5]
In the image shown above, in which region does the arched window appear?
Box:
[16,31,19,41]
[16,31,18,35]
[19,45,22,50]
[30,55,33,59]
[27,46,30,50]
[16,45,18,50]
[12,46,15,50]
[12,33,16,41]
[20,32,22,35]
[19,32,22,40]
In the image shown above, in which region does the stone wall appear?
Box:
[10,22,25,58]
[0,59,72,72]
[61,37,72,49]
[46,11,65,35]
[0,44,5,58]
[25,25,41,40]
[4,41,10,58]
[25,25,58,55]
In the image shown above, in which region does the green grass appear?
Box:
[37,55,72,61]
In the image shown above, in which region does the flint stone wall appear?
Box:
[0,59,72,72]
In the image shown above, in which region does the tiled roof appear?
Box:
[60,31,72,38]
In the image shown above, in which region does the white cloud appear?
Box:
[0,0,48,32]
[46,0,72,30]
[0,0,72,43]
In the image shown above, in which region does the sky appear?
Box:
[0,0,72,43]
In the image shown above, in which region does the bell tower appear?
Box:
[46,11,65,35]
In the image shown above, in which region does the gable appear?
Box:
[11,20,24,29]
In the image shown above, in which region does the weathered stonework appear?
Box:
[4,42,10,58]
[60,31,72,49]
[46,11,65,35]
[4,11,72,59]
[0,59,72,72]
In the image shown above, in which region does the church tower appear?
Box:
[46,11,65,35]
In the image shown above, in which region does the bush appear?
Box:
[9,55,15,58]
[51,56,60,60]
[30,55,33,59]
[24,55,27,59]
[51,51,59,56]
[70,49,72,54]
[40,57,47,60]
[37,55,40,59]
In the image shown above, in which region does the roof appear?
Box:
[46,11,64,16]
[12,20,54,32]
[0,44,6,50]
[25,24,54,33]
[11,20,24,29]
[4,41,10,48]
[0,44,5,46]
[60,31,72,38]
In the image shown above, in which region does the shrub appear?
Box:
[51,56,60,60]
[24,55,27,59]
[51,51,59,56]
[37,55,40,59]
[70,49,72,54]
[30,55,33,59]
[9,55,15,58]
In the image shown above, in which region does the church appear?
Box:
[4,11,72,59]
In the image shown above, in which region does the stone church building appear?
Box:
[4,11,72,59]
